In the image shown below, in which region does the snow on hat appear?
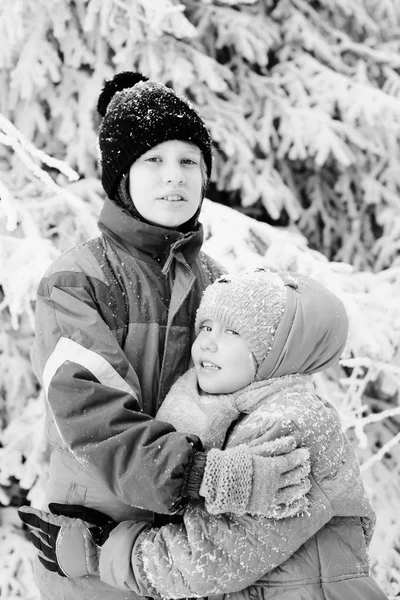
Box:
[195,268,349,378]
[97,72,213,200]
[195,269,287,367]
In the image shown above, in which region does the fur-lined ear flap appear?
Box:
[97,72,149,117]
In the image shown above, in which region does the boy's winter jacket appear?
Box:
[99,372,387,600]
[31,199,222,600]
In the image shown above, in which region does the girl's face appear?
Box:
[129,140,204,228]
[191,319,256,394]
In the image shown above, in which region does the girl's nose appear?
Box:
[200,334,217,352]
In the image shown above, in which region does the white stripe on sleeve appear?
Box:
[43,336,135,398]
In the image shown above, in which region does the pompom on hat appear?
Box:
[195,268,349,381]
[97,72,213,200]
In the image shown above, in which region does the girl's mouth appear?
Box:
[200,361,220,370]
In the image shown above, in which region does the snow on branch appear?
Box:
[0,522,39,600]
[0,395,47,505]
[0,114,79,186]
[0,114,102,328]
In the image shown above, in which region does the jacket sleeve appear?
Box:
[32,251,202,514]
[99,484,334,598]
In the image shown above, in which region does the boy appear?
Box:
[24,72,308,600]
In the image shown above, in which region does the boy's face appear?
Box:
[191,319,256,394]
[129,140,204,228]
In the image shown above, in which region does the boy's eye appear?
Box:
[225,329,238,335]
[182,158,197,165]
[199,324,212,332]
[145,156,161,163]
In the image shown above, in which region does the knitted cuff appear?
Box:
[246,454,281,515]
[202,445,253,515]
[182,451,207,499]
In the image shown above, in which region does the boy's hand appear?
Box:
[18,504,116,578]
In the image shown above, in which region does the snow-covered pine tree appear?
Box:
[2,0,400,270]
[0,0,399,597]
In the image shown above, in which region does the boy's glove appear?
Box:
[200,436,311,517]
[18,503,117,577]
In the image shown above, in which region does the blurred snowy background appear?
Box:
[0,0,400,598]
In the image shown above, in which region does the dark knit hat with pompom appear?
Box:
[97,72,213,200]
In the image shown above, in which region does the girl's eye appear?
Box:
[226,329,238,335]
[145,157,161,163]
[182,158,197,165]
[199,324,212,332]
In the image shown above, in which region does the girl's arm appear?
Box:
[99,484,333,598]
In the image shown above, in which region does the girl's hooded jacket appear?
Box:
[31,199,222,600]
[97,275,387,600]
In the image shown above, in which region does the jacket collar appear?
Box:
[97,199,204,270]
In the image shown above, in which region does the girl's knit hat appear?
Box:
[195,268,349,380]
[97,72,213,200]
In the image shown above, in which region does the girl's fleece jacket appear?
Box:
[99,369,387,600]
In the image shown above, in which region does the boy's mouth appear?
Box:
[159,195,186,202]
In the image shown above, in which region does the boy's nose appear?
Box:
[163,165,185,185]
